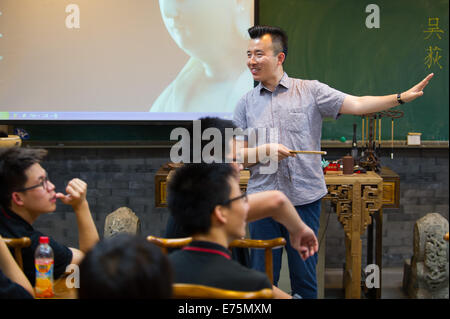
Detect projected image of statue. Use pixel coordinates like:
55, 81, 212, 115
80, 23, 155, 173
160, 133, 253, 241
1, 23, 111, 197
150, 0, 253, 113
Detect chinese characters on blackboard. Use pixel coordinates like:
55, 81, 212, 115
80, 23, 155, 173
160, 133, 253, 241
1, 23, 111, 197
424, 17, 445, 69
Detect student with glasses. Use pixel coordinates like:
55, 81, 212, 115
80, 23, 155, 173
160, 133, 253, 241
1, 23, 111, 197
168, 163, 277, 294
0, 148, 99, 288
165, 117, 318, 265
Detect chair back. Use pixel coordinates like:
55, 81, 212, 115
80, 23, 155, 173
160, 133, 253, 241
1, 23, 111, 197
229, 237, 286, 284
172, 283, 272, 299
3, 237, 31, 270
147, 235, 286, 284
147, 236, 192, 254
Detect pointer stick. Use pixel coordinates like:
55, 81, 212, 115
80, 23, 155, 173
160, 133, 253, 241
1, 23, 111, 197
290, 150, 327, 155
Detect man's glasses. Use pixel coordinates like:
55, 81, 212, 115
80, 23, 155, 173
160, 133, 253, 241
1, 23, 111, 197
15, 176, 50, 192
221, 192, 248, 206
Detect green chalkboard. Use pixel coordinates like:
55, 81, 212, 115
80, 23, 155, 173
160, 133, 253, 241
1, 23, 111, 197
258, 0, 449, 141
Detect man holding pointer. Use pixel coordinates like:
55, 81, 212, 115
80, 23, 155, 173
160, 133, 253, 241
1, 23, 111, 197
233, 25, 433, 299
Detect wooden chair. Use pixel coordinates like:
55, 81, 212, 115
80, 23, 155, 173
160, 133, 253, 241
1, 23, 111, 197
229, 237, 286, 284
172, 283, 273, 299
2, 237, 31, 270
147, 236, 193, 254
147, 235, 287, 284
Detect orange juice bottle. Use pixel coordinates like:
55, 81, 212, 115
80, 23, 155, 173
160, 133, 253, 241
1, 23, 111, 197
35, 236, 54, 298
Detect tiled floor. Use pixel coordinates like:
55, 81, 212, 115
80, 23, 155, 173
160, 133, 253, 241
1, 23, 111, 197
277, 252, 409, 299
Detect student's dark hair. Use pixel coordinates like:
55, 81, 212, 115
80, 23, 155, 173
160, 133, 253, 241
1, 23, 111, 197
185, 117, 239, 163
0, 147, 48, 209
79, 234, 173, 299
248, 25, 288, 59
167, 163, 238, 235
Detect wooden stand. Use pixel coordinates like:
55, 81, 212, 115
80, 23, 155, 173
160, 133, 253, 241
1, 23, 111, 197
323, 171, 383, 299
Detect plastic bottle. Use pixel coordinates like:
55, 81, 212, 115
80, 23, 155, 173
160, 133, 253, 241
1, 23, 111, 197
35, 236, 54, 298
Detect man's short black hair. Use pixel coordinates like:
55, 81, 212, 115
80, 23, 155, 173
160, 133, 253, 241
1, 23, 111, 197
167, 163, 238, 235
79, 234, 173, 299
185, 117, 239, 163
248, 25, 288, 59
0, 147, 48, 209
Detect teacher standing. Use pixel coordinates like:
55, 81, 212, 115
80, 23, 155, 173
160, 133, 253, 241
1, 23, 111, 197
233, 25, 433, 299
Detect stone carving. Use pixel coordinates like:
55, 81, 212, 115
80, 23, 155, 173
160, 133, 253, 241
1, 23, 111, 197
104, 207, 141, 238
403, 213, 449, 299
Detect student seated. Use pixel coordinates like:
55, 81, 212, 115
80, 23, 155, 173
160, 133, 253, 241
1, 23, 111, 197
165, 117, 318, 262
168, 163, 277, 294
78, 234, 173, 299
0, 148, 99, 285
0, 234, 34, 299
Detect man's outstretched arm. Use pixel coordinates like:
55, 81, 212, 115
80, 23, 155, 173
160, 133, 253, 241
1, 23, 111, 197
340, 73, 434, 115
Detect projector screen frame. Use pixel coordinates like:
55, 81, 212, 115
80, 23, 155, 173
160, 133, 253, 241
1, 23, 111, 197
0, 0, 260, 125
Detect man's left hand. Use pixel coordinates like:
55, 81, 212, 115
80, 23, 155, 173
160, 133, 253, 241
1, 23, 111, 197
400, 73, 434, 103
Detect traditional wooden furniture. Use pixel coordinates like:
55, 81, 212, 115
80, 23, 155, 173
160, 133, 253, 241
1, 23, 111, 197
229, 237, 286, 284
155, 164, 399, 299
3, 237, 31, 270
323, 171, 383, 299
155, 164, 250, 207
0, 135, 22, 148
172, 283, 273, 299
379, 167, 400, 208
51, 275, 78, 299
147, 236, 193, 254
147, 236, 286, 284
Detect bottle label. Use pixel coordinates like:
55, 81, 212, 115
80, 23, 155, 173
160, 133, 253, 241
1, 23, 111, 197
35, 259, 54, 298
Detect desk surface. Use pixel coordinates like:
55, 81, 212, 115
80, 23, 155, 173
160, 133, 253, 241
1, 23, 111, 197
36, 276, 77, 299
324, 171, 383, 183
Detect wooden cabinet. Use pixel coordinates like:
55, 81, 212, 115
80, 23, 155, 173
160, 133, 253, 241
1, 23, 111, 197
379, 166, 400, 208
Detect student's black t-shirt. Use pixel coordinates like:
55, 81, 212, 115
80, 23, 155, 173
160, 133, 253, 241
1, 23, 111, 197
0, 269, 33, 299
169, 241, 271, 291
165, 214, 251, 267
0, 207, 73, 286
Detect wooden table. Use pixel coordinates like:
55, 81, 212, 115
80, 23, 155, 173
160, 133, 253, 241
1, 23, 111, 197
53, 276, 77, 299
35, 275, 78, 299
155, 164, 398, 299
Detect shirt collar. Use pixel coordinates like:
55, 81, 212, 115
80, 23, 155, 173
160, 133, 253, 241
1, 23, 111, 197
258, 72, 290, 93
183, 240, 232, 260
0, 206, 34, 231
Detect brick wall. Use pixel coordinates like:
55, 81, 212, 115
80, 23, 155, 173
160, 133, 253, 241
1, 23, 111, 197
31, 146, 448, 268
32, 148, 171, 248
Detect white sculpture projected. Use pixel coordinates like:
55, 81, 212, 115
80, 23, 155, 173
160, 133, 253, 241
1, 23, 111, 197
0, 0, 254, 121
150, 0, 253, 113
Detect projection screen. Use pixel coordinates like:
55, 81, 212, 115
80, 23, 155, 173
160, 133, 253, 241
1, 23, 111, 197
0, 0, 254, 121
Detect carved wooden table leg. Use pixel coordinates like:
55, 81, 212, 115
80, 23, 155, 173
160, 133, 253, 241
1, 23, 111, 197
375, 209, 383, 299
325, 172, 383, 299
348, 181, 362, 299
